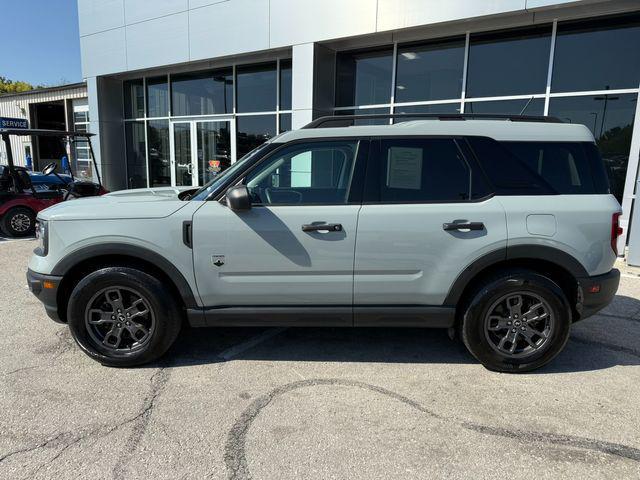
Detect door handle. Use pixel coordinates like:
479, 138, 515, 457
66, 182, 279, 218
443, 222, 484, 231
302, 223, 343, 232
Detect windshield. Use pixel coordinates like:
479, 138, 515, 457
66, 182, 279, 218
190, 142, 274, 201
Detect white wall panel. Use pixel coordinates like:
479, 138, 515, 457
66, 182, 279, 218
126, 13, 190, 71
526, 0, 582, 9
78, 0, 125, 36
376, 0, 526, 32
189, 0, 269, 61
269, 0, 377, 48
81, 28, 127, 77
124, 0, 188, 24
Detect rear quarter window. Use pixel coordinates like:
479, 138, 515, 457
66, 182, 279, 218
467, 136, 610, 195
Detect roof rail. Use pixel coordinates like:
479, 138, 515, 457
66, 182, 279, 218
302, 113, 564, 129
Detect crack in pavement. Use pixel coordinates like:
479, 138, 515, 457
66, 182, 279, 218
224, 378, 640, 480
1, 367, 171, 479
111, 367, 171, 480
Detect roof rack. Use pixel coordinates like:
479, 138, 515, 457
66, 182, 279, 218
302, 113, 564, 129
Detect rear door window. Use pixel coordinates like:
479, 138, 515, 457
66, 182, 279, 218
364, 138, 489, 203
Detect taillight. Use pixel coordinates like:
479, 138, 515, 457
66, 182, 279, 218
611, 212, 623, 256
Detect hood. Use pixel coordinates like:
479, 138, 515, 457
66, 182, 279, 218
38, 186, 196, 221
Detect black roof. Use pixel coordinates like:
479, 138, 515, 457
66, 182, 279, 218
0, 128, 94, 137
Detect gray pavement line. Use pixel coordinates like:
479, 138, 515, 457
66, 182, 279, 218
571, 336, 640, 359
112, 367, 171, 480
218, 328, 288, 361
224, 378, 640, 480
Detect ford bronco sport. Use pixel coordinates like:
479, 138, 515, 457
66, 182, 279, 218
27, 114, 621, 372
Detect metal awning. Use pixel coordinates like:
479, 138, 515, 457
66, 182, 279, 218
0, 128, 94, 137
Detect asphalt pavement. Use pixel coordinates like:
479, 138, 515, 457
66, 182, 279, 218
1, 238, 639, 479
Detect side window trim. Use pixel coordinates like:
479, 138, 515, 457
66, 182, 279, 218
363, 135, 491, 205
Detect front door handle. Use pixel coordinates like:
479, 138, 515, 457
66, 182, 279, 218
302, 223, 343, 232
443, 222, 484, 231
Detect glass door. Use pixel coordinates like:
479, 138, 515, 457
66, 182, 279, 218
171, 122, 195, 186
170, 119, 234, 187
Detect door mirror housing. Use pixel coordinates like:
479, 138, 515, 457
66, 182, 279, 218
226, 185, 252, 211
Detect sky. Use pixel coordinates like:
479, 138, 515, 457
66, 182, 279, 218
0, 0, 82, 86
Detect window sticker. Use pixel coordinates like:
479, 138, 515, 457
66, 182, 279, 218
386, 147, 423, 189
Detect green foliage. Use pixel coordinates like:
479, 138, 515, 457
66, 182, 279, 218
0, 76, 43, 94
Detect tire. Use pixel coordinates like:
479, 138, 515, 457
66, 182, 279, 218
1, 207, 36, 237
67, 267, 182, 367
461, 269, 572, 373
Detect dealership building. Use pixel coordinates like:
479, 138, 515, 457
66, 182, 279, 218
77, 0, 639, 246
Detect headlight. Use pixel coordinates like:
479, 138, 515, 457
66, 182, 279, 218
35, 220, 48, 256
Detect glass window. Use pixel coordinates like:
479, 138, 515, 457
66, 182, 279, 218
279, 113, 292, 133
73, 111, 89, 123
393, 103, 460, 123
147, 120, 170, 187
245, 141, 358, 205
124, 79, 144, 118
146, 76, 169, 117
552, 14, 640, 93
464, 98, 545, 115
549, 93, 637, 202
467, 26, 552, 98
366, 138, 486, 202
501, 142, 605, 195
466, 136, 555, 195
197, 121, 232, 185
395, 38, 465, 103
332, 107, 391, 126
171, 69, 233, 116
280, 59, 292, 110
236, 115, 276, 159
236, 63, 277, 113
125, 121, 147, 189
336, 48, 393, 106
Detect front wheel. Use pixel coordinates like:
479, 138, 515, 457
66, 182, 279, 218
67, 267, 182, 367
461, 270, 572, 373
1, 207, 36, 237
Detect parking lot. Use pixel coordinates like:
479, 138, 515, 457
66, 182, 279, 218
0, 238, 639, 479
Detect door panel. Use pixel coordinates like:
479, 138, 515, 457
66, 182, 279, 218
354, 137, 507, 307
192, 202, 360, 306
354, 199, 507, 306
192, 139, 366, 309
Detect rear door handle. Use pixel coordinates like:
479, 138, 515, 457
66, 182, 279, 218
443, 222, 484, 231
302, 223, 343, 232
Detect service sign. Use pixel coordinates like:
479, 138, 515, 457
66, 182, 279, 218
0, 117, 29, 129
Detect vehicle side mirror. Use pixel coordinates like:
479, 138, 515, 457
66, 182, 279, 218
226, 185, 252, 211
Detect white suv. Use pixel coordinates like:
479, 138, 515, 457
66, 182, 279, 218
27, 115, 622, 372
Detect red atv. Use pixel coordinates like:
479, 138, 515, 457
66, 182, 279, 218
0, 128, 106, 237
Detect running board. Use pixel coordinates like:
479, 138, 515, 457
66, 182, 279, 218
186, 306, 455, 328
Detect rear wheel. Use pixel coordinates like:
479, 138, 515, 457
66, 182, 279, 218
1, 207, 36, 237
67, 267, 182, 367
461, 269, 572, 373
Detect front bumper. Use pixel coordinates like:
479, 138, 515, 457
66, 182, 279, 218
26, 269, 64, 323
576, 268, 620, 320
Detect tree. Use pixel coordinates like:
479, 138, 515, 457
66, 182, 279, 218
0, 76, 41, 94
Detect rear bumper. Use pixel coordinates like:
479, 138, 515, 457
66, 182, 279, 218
576, 268, 620, 320
26, 269, 64, 323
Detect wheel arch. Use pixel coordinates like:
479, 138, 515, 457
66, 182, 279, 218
53, 244, 198, 323
445, 245, 586, 320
